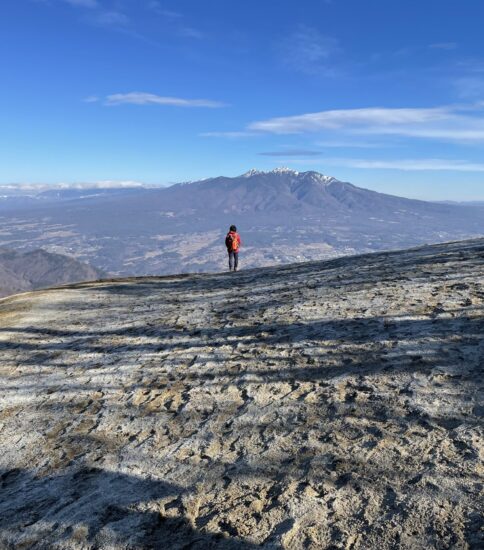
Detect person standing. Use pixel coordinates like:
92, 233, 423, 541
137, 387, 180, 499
225, 225, 241, 272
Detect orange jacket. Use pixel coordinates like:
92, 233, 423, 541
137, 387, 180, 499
225, 231, 241, 252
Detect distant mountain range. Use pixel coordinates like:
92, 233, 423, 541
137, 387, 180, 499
0, 168, 483, 275
0, 247, 106, 298
438, 200, 484, 206
0, 184, 150, 211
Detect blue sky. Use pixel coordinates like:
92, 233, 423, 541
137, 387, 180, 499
2, 0, 484, 200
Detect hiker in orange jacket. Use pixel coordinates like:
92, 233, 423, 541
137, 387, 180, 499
225, 225, 241, 272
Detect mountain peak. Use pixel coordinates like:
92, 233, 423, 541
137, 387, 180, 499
241, 167, 300, 178
270, 167, 300, 175
305, 171, 339, 185
239, 168, 339, 184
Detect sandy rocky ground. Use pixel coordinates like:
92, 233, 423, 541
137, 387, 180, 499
0, 239, 483, 549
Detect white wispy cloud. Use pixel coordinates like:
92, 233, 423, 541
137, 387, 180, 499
0, 181, 147, 192
147, 2, 203, 39
259, 150, 322, 157
63, 0, 98, 7
249, 106, 453, 133
86, 180, 146, 188
39, 0, 131, 29
34, 0, 99, 8
178, 27, 204, 39
200, 131, 257, 138
92, 10, 130, 28
103, 92, 226, 108
284, 157, 484, 172
34, 0, 130, 29
454, 77, 484, 99
317, 139, 387, 148
148, 2, 182, 18
344, 158, 484, 171
278, 25, 341, 75
457, 59, 484, 76
429, 42, 458, 50
247, 104, 484, 142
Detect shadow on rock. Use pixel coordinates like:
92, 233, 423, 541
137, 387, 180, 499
0, 466, 259, 549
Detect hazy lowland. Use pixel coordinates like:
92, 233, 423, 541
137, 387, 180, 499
1, 169, 483, 279
0, 238, 483, 549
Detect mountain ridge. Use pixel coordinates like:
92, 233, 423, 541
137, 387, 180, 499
0, 247, 107, 298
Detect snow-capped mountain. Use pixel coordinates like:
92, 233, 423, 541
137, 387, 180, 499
241, 167, 336, 184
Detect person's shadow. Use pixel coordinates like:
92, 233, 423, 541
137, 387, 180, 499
0, 466, 259, 549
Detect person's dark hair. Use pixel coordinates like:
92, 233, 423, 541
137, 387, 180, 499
230, 225, 237, 232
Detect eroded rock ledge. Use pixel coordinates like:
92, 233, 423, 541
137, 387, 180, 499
0, 239, 483, 549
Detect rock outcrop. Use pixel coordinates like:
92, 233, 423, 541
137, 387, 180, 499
0, 239, 483, 549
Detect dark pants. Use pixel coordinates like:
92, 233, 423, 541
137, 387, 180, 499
228, 251, 239, 271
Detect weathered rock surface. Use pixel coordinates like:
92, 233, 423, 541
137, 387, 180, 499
0, 239, 483, 549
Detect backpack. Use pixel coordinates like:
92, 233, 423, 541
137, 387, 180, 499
226, 232, 238, 252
